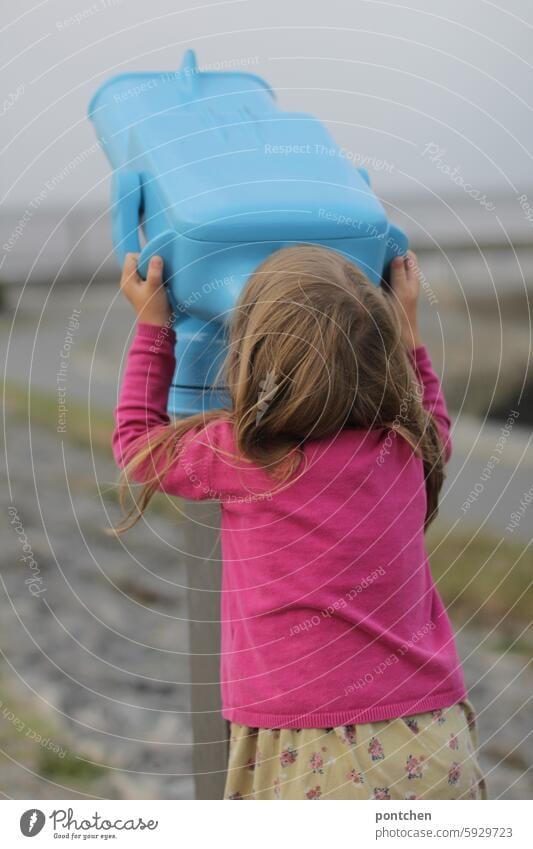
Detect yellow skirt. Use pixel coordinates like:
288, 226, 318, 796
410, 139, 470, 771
224, 701, 487, 800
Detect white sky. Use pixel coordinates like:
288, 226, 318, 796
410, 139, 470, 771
2, 0, 532, 214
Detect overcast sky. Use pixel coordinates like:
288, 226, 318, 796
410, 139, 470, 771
2, 0, 532, 215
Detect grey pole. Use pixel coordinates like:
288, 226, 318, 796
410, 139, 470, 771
181, 499, 229, 800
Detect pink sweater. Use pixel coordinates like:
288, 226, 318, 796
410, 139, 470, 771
113, 322, 467, 728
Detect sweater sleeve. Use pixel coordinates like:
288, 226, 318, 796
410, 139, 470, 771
112, 322, 215, 500
409, 345, 453, 463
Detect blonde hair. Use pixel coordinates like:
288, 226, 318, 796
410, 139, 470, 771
114, 245, 444, 532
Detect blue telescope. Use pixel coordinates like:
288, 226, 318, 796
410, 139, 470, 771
89, 50, 407, 415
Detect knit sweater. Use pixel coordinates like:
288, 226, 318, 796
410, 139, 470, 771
112, 322, 467, 728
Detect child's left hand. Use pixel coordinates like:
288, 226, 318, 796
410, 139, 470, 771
119, 252, 173, 327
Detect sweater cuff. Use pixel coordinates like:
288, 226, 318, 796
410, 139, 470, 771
135, 321, 176, 346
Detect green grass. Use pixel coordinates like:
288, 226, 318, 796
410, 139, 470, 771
427, 523, 532, 642
0, 683, 107, 795
4, 380, 185, 524
4, 380, 114, 457
37, 748, 106, 783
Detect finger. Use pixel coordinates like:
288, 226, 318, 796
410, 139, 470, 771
405, 250, 418, 279
389, 255, 407, 290
121, 252, 140, 287
145, 255, 164, 287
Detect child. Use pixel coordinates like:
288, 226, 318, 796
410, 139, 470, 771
112, 245, 486, 800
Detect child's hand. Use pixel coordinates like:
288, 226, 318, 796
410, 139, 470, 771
119, 252, 173, 327
388, 250, 423, 349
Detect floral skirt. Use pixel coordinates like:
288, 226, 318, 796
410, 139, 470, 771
224, 701, 487, 800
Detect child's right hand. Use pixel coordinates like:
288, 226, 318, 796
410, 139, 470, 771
388, 250, 423, 349
119, 252, 173, 327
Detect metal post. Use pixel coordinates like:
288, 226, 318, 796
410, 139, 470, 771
181, 500, 229, 800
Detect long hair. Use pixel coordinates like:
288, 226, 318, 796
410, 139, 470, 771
114, 245, 444, 532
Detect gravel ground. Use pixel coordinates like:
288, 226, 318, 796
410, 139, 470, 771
2, 414, 195, 800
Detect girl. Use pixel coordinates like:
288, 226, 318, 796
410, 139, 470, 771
112, 245, 486, 800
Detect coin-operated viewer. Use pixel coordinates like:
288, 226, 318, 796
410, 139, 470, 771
88, 49, 407, 414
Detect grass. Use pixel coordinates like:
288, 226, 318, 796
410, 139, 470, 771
0, 682, 107, 796
37, 748, 106, 783
427, 523, 532, 648
4, 380, 114, 457
4, 379, 184, 523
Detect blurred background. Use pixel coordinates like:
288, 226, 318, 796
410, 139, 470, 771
1, 0, 532, 799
